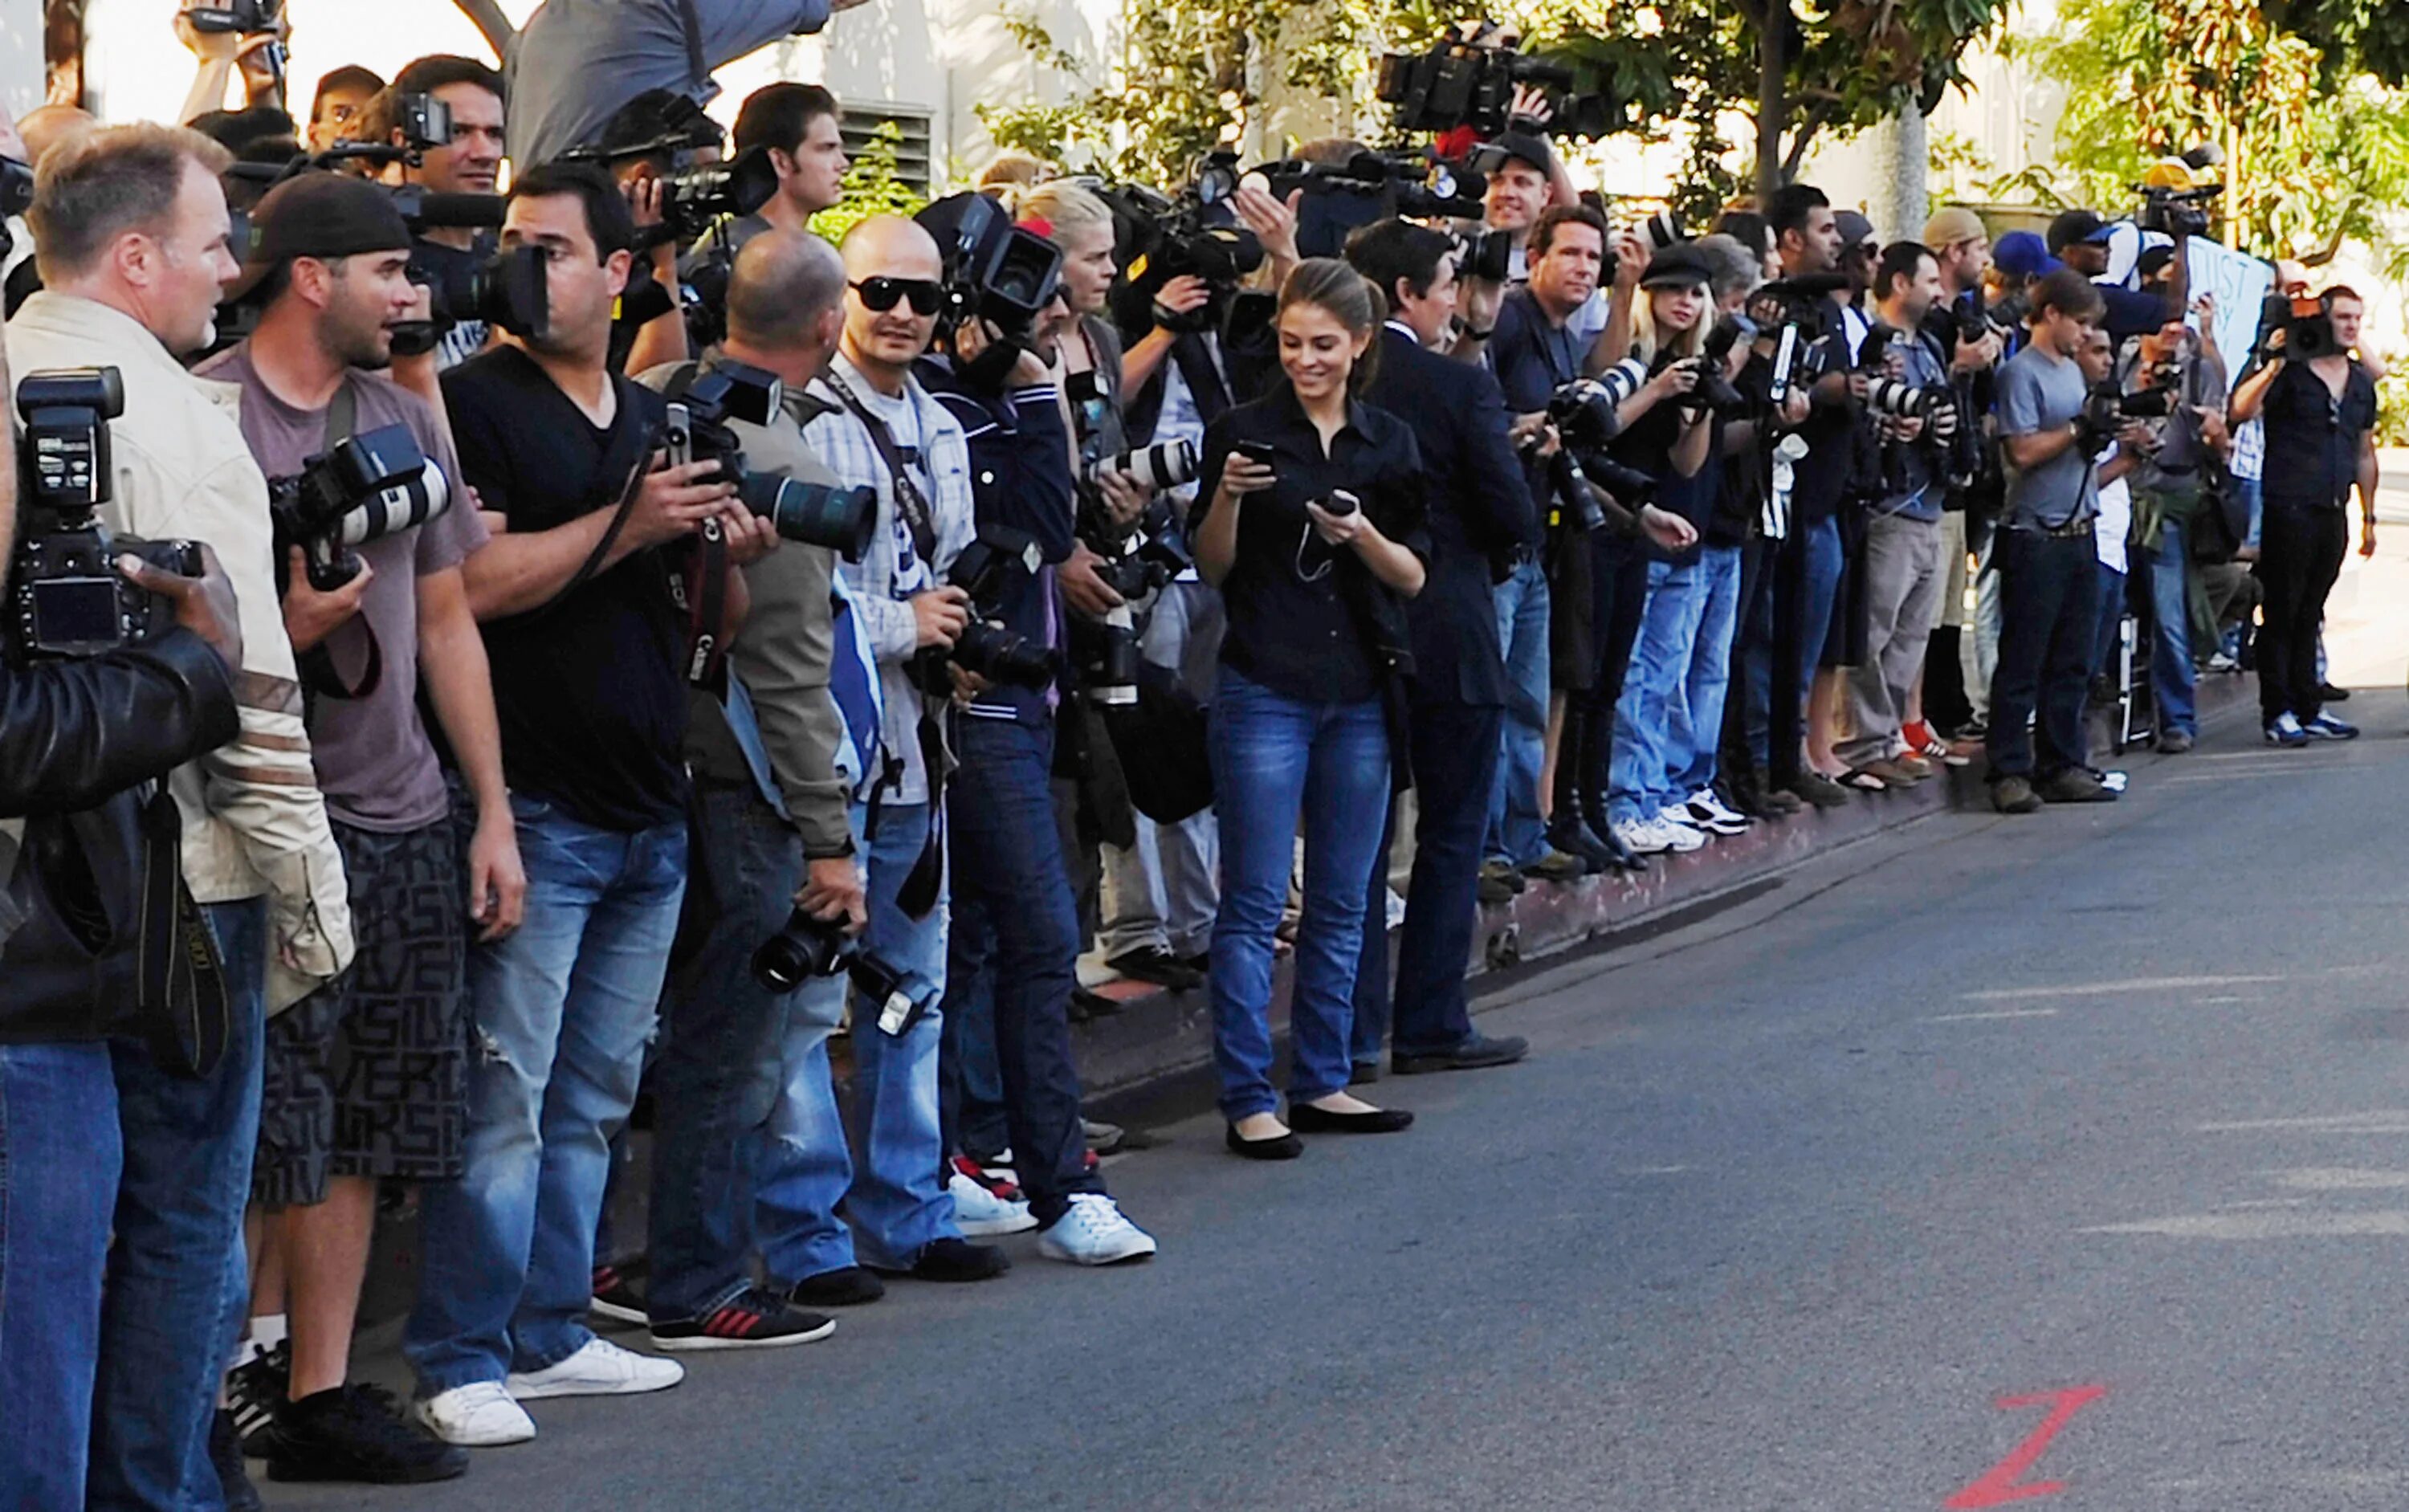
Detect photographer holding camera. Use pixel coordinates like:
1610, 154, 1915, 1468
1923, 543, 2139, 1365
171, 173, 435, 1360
406, 163, 754, 1445
2116, 313, 2228, 754
6, 120, 357, 1507
1832, 242, 1953, 789
194, 173, 520, 1485
2230, 285, 2380, 746
685, 84, 848, 265
374, 56, 509, 372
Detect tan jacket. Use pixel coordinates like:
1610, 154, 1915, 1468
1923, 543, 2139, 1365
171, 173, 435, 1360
7, 293, 352, 1009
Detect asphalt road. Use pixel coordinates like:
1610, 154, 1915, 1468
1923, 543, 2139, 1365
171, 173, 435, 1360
277, 685, 2409, 1511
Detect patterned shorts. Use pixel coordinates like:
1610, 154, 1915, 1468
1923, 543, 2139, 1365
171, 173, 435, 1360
253, 818, 468, 1208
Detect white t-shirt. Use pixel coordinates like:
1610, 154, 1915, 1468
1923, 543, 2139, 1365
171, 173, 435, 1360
2094, 442, 2131, 576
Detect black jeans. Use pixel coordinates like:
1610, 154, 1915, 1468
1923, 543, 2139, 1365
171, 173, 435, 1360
2254, 503, 2348, 725
1553, 534, 1649, 825
1353, 699, 1504, 1062
1986, 528, 2101, 780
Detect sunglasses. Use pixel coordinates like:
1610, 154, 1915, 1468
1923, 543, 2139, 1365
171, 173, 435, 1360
850, 277, 944, 316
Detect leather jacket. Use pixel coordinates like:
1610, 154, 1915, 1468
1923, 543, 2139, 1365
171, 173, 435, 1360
1, 628, 241, 1044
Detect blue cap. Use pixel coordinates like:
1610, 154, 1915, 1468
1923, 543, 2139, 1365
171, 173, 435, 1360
1993, 230, 2059, 279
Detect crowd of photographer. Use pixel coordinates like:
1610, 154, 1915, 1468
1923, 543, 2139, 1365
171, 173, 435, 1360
0, 2, 2387, 1506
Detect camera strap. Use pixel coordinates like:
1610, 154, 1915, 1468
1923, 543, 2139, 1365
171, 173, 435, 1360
820, 368, 939, 565
656, 362, 736, 691
296, 382, 385, 707
133, 785, 232, 1078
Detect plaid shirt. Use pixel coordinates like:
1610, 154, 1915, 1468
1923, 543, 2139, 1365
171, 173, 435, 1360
801, 353, 975, 805
2230, 414, 2265, 483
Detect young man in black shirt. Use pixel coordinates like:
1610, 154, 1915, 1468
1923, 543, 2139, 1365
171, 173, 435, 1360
380, 55, 508, 371
2230, 286, 2381, 744
406, 163, 762, 1448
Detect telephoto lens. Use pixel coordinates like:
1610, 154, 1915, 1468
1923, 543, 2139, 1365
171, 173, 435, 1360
1088, 438, 1199, 493
741, 475, 878, 560
751, 906, 854, 992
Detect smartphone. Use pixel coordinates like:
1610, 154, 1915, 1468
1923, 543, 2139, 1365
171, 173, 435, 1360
1320, 490, 1359, 517
1233, 440, 1277, 469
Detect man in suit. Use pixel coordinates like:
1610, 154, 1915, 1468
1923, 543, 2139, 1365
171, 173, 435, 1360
1344, 220, 1539, 1078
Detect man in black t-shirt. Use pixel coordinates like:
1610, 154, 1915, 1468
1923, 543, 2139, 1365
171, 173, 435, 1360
379, 56, 510, 371
405, 163, 769, 1449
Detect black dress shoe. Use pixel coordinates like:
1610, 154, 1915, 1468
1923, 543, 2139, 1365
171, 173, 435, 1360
789, 1265, 887, 1306
1104, 946, 1205, 991
1348, 1059, 1381, 1086
1288, 1102, 1414, 1134
2320, 682, 2353, 703
1544, 817, 1614, 875
1392, 1032, 1530, 1075
873, 1237, 1009, 1282
1225, 1125, 1304, 1159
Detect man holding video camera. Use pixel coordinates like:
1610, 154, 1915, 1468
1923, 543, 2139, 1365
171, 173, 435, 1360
196, 173, 520, 1486
406, 162, 754, 1447
376, 55, 509, 372
7, 120, 358, 1508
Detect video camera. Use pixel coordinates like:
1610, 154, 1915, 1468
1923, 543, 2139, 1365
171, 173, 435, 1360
390, 242, 548, 357
649, 147, 779, 245
1375, 22, 1612, 138
915, 192, 1066, 385
2260, 292, 2343, 362
8, 369, 202, 661
269, 425, 450, 595
1246, 152, 1490, 260
2136, 146, 2224, 239
752, 910, 939, 1033
662, 361, 878, 560
1101, 165, 1266, 338
185, 0, 286, 93
915, 524, 1062, 699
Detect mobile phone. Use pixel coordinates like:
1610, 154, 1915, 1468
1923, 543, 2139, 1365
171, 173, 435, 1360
1233, 440, 1277, 469
1320, 490, 1359, 517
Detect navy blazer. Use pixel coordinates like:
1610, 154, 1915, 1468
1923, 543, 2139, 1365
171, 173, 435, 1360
1364, 324, 1539, 708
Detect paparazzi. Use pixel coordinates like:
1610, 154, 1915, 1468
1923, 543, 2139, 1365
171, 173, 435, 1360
1343, 219, 1535, 1078
407, 163, 745, 1445
1451, 129, 1587, 369
196, 173, 521, 1485
2048, 210, 2177, 342
176, 0, 288, 128
8, 120, 357, 1507
800, 215, 1156, 1265
2117, 316, 2227, 753
2229, 285, 2380, 745
308, 64, 385, 153
1834, 242, 1951, 787
634, 229, 931, 1345
505, 0, 874, 168
679, 83, 849, 283
1987, 269, 2130, 813
1915, 207, 1999, 750
379, 55, 509, 371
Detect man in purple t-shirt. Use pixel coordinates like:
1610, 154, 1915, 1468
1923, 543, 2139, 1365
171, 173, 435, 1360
195, 172, 524, 1486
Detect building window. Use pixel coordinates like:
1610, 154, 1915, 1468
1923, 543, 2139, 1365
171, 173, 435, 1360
838, 106, 935, 194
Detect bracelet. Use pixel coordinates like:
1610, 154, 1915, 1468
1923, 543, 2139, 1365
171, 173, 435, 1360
1463, 326, 1494, 342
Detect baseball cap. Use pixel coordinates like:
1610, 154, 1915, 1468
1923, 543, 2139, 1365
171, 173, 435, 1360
2045, 209, 2113, 255
1992, 230, 2058, 279
1835, 209, 1876, 251
1921, 206, 1986, 248
1487, 130, 1557, 181
248, 172, 413, 267
1640, 242, 1715, 290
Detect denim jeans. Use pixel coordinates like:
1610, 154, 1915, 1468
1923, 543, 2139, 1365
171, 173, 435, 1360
0, 1040, 118, 1510
1669, 544, 1744, 800
1608, 558, 1709, 826
2143, 512, 2197, 736
646, 781, 806, 1322
1987, 529, 2102, 780
2092, 564, 2128, 682
1485, 557, 1551, 867
939, 719, 1100, 1227
88, 896, 266, 1512
407, 796, 685, 1393
2235, 475, 2264, 550
1209, 667, 1390, 1120
757, 797, 960, 1274
1751, 517, 1844, 783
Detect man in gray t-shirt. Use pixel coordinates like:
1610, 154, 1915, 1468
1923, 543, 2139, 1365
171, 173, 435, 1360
1984, 270, 2122, 813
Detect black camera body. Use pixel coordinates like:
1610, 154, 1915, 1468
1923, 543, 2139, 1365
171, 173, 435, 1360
10, 369, 200, 661
1103, 175, 1265, 337
664, 361, 878, 560
1249, 153, 1489, 261
2138, 185, 2219, 239
750, 908, 940, 1032
270, 424, 449, 596
647, 147, 779, 243
391, 242, 548, 359
185, 0, 282, 31
917, 193, 1066, 371
1548, 371, 1630, 452
1376, 27, 1611, 138
917, 524, 1061, 696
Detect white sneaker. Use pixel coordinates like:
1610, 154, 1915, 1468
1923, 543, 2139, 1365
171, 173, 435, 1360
503, 1338, 685, 1400
1684, 789, 1751, 835
415, 1381, 536, 1447
948, 1169, 1038, 1237
1612, 817, 1669, 855
1037, 1194, 1159, 1266
1656, 805, 1717, 845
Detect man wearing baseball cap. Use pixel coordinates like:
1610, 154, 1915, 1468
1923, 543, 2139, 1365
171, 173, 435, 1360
198, 172, 518, 1486
1912, 208, 2003, 757
2049, 208, 2179, 341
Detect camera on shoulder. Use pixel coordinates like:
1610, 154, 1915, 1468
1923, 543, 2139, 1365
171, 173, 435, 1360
9, 369, 200, 661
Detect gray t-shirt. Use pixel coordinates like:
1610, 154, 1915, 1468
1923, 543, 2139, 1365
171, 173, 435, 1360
1996, 342, 2097, 530
197, 350, 490, 832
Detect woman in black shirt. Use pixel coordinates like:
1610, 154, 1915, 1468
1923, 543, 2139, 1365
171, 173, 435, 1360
1192, 259, 1429, 1158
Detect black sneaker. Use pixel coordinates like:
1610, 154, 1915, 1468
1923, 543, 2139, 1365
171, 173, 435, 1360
1392, 1031, 1530, 1075
211, 1409, 264, 1512
266, 1384, 468, 1485
789, 1265, 887, 1307
225, 1342, 288, 1458
1104, 946, 1204, 991
590, 1258, 649, 1326
650, 1288, 838, 1351
874, 1236, 1011, 1282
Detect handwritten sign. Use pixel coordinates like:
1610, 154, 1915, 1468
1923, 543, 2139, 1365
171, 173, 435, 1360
2185, 238, 2273, 389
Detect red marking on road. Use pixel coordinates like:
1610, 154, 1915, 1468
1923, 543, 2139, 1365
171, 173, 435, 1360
1943, 1386, 2106, 1509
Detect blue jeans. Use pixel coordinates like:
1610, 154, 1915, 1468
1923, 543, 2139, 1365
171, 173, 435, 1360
407, 797, 685, 1393
757, 797, 959, 1274
1208, 668, 1390, 1120
939, 718, 1099, 1227
2236, 475, 2264, 550
1669, 544, 1745, 799
1609, 557, 1712, 826
1749, 518, 1843, 779
2092, 564, 2127, 680
646, 781, 807, 1322
2144, 512, 2197, 736
1484, 557, 1551, 867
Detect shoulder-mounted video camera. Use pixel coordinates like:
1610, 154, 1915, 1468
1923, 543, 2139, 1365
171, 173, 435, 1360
915, 192, 1066, 386
1245, 152, 1490, 261
1100, 164, 1266, 339
1375, 22, 1614, 139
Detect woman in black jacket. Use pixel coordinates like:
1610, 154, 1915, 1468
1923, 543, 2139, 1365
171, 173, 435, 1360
1192, 259, 1429, 1159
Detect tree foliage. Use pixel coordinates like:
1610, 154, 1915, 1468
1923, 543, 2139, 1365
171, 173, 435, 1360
809, 120, 927, 244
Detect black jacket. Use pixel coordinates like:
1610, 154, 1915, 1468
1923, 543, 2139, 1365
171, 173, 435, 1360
1365, 325, 1538, 707
0, 629, 241, 1043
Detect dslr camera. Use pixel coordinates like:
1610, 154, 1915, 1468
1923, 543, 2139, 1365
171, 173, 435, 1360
662, 361, 878, 559
9, 369, 200, 661
649, 147, 779, 245
2075, 382, 2174, 456
1247, 152, 1489, 260
269, 425, 450, 595
751, 910, 940, 1034
916, 524, 1062, 696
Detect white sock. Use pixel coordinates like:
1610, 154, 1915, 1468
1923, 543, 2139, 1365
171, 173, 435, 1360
247, 1312, 288, 1359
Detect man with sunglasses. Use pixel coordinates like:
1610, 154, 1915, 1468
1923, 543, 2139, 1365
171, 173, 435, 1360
799, 217, 1159, 1269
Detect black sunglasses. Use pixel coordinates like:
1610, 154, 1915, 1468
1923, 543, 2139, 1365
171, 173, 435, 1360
850, 277, 944, 316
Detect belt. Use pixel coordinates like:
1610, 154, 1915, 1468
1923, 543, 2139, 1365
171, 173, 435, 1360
2033, 516, 2095, 540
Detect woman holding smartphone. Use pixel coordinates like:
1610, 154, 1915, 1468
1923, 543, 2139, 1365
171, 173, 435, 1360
1192, 259, 1429, 1159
